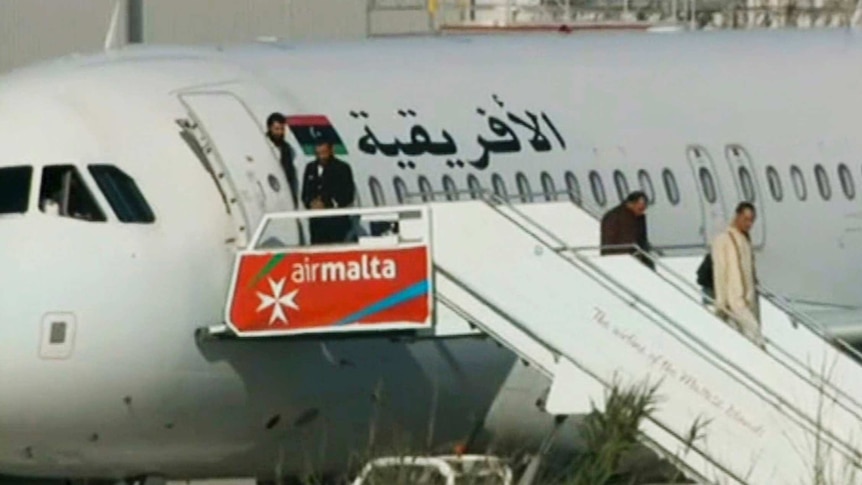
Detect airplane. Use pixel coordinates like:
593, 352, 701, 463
1, 26, 862, 484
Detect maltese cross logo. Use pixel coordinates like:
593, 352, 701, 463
256, 277, 300, 325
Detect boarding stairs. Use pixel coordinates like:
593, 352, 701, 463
220, 198, 862, 485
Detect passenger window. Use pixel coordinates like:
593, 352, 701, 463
515, 172, 533, 203
613, 170, 629, 203
0, 166, 32, 214
698, 168, 717, 203
540, 172, 558, 201
738, 167, 755, 202
564, 171, 581, 204
838, 163, 855, 200
369, 177, 385, 206
662, 169, 680, 206
790, 166, 807, 201
442, 175, 458, 201
637, 170, 655, 205
814, 164, 831, 200
467, 175, 482, 200
88, 165, 154, 223
492, 173, 508, 200
418, 175, 434, 202
393, 177, 407, 204
589, 171, 606, 207
766, 166, 783, 201
40, 165, 106, 222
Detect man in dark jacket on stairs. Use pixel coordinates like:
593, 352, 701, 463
600, 191, 654, 270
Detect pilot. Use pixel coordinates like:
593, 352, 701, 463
301, 138, 356, 244
265, 112, 299, 207
41, 197, 60, 216
600, 191, 654, 270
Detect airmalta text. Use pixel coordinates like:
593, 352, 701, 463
291, 254, 397, 283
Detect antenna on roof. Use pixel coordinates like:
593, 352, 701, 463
104, 0, 123, 51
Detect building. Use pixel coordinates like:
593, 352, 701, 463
0, 0, 857, 74
0, 0, 434, 74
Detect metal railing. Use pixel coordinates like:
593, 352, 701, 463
433, 268, 729, 485
758, 286, 862, 363
462, 193, 862, 462
314, 185, 860, 384
251, 192, 862, 471
565, 242, 862, 417
400, 185, 862, 359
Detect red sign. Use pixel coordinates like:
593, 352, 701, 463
226, 245, 432, 336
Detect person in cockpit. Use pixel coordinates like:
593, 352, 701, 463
41, 197, 60, 216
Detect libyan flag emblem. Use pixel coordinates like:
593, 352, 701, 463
285, 115, 348, 156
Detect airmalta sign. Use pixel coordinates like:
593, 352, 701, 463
226, 244, 432, 336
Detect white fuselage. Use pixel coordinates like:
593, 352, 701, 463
0, 29, 860, 481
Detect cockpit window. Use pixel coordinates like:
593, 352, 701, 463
40, 165, 106, 222
88, 165, 155, 223
0, 166, 32, 214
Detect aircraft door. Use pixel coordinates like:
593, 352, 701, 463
687, 145, 727, 245
725, 144, 766, 248
179, 92, 300, 248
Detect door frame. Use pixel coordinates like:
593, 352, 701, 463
686, 144, 728, 246
724, 144, 766, 248
178, 93, 251, 246
178, 90, 303, 247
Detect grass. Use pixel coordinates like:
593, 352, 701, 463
271, 349, 862, 485
559, 380, 663, 485
538, 377, 703, 485
796, 356, 862, 485
271, 376, 703, 485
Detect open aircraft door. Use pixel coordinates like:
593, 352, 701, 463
687, 145, 727, 245
725, 144, 766, 248
179, 91, 301, 248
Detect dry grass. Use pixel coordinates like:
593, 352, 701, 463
274, 351, 862, 485
562, 380, 662, 485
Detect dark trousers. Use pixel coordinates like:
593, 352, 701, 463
287, 175, 299, 208
702, 287, 715, 305
309, 216, 353, 245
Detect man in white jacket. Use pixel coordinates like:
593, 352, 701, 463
711, 202, 764, 349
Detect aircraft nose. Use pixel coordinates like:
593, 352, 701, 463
0, 223, 44, 367
0, 216, 110, 471
0, 214, 89, 398
0, 221, 39, 449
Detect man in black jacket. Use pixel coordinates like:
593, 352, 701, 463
301, 139, 356, 244
265, 112, 298, 207
600, 191, 654, 270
